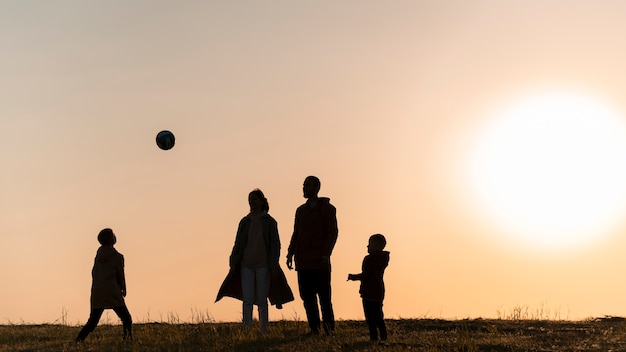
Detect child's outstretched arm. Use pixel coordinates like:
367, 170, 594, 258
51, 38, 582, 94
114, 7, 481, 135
347, 273, 362, 281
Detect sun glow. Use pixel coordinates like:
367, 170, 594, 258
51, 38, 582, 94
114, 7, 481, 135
471, 89, 626, 252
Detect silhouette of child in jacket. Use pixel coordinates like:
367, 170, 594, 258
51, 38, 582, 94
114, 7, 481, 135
348, 234, 390, 342
75, 228, 132, 342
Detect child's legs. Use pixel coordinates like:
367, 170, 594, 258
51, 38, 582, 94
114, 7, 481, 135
255, 267, 270, 333
76, 308, 105, 341
112, 305, 133, 339
362, 299, 378, 341
376, 302, 387, 340
241, 267, 256, 327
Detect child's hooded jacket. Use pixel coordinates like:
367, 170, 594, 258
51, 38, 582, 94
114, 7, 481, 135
90, 246, 126, 309
359, 250, 390, 301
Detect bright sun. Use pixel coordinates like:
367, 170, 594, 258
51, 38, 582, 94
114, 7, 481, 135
471, 89, 626, 252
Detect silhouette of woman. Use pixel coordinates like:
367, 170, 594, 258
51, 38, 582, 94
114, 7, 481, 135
216, 189, 293, 335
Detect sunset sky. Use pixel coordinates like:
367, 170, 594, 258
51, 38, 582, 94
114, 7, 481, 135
4, 1, 626, 325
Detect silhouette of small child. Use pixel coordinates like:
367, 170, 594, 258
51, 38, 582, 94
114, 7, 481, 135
75, 228, 132, 342
347, 234, 390, 342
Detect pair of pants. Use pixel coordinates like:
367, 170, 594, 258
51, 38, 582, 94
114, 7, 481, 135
76, 305, 132, 341
297, 269, 335, 334
363, 299, 387, 341
241, 266, 270, 333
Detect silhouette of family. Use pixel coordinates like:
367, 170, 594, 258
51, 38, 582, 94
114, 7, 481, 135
77, 176, 390, 343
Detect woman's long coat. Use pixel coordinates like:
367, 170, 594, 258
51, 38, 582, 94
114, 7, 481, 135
215, 213, 294, 307
215, 264, 294, 308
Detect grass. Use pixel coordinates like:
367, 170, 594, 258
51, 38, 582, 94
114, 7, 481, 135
1, 317, 626, 351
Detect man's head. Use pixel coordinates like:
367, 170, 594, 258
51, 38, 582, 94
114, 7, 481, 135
303, 176, 321, 199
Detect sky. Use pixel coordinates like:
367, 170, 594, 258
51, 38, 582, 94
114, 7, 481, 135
3, 0, 626, 325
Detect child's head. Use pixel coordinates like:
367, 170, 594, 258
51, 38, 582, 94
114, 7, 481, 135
367, 234, 386, 253
98, 228, 117, 246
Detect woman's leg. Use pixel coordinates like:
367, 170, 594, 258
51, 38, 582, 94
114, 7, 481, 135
255, 267, 271, 334
241, 266, 255, 328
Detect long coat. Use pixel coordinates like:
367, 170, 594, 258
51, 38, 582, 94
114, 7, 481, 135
215, 265, 294, 308
215, 212, 294, 307
90, 246, 127, 309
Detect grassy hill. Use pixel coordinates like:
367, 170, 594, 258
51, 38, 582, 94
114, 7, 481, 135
1, 318, 625, 351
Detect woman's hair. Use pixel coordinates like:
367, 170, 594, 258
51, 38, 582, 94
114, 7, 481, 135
98, 228, 117, 246
249, 188, 270, 212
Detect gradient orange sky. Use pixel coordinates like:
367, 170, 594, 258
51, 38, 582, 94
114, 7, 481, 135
3, 1, 626, 325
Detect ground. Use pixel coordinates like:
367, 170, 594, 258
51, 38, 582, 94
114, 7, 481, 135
1, 317, 625, 351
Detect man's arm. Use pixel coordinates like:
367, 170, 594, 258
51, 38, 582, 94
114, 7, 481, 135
286, 211, 299, 270
322, 204, 338, 258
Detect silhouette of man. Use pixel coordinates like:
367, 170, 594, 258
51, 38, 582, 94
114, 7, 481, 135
286, 176, 338, 335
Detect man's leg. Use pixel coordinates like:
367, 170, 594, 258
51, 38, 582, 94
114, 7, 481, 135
298, 270, 321, 334
317, 269, 335, 334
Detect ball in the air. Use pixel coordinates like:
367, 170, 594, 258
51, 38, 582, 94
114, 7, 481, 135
156, 130, 175, 150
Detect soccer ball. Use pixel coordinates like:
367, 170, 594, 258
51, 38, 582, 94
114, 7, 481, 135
156, 130, 175, 150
